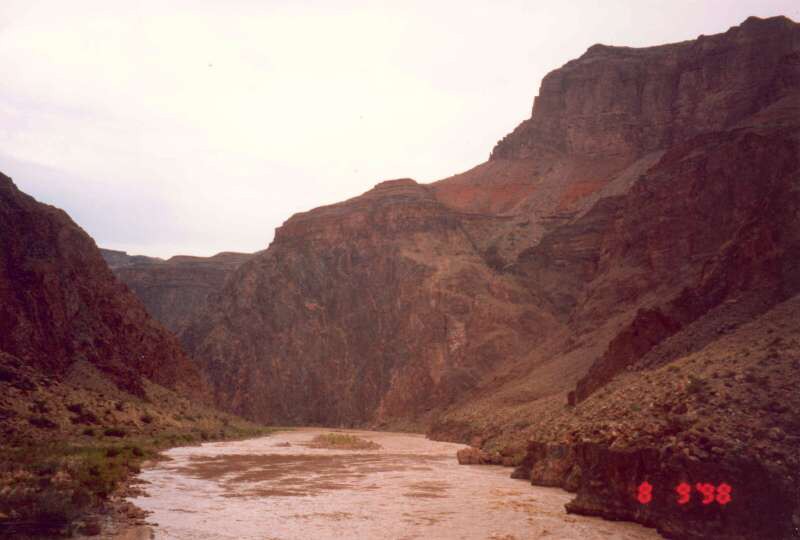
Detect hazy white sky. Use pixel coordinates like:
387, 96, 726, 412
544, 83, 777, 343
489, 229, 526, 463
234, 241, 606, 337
1, 1, 797, 257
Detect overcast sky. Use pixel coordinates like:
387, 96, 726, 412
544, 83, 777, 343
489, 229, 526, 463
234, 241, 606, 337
2, 1, 797, 258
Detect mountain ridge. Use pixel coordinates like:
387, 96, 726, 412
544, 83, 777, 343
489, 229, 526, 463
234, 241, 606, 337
174, 15, 800, 538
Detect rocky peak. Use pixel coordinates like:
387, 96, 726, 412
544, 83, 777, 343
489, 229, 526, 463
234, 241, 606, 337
272, 178, 451, 245
372, 178, 419, 190
101, 248, 164, 269
491, 15, 800, 160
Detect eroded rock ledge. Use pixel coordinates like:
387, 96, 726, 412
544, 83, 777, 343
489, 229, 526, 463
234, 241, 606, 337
514, 441, 796, 540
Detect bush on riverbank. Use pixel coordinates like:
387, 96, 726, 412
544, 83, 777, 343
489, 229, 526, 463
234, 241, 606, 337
309, 433, 382, 450
0, 426, 276, 537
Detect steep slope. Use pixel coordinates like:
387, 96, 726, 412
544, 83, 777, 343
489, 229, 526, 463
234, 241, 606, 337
102, 249, 254, 334
431, 14, 800, 262
183, 179, 558, 426
0, 173, 207, 400
181, 16, 799, 538
0, 174, 270, 537
186, 14, 799, 422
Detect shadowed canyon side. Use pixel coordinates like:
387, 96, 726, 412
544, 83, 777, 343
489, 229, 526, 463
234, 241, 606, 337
0, 173, 207, 401
0, 174, 269, 537
102, 249, 254, 334
177, 16, 800, 539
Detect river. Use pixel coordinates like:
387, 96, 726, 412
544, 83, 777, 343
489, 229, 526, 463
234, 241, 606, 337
127, 428, 662, 539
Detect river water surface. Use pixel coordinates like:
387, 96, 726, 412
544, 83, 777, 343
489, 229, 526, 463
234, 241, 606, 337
128, 428, 661, 539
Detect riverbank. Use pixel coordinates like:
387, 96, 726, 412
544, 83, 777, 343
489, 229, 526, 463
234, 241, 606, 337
78, 427, 281, 540
0, 415, 274, 538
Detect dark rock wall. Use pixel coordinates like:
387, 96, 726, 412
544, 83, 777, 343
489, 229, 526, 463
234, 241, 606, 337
0, 174, 208, 400
102, 249, 253, 334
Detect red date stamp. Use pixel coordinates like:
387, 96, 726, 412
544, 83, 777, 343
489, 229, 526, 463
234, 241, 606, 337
637, 481, 732, 506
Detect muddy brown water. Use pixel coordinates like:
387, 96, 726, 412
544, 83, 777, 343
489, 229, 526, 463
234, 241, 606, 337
127, 428, 662, 539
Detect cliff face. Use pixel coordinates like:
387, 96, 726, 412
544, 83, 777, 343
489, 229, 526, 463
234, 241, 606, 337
0, 174, 207, 401
102, 249, 253, 334
180, 16, 800, 538
431, 15, 800, 258
493, 16, 800, 160
183, 179, 557, 426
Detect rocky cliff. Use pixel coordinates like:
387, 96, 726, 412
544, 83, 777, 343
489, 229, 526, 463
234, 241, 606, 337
0, 173, 207, 400
182, 179, 558, 426
102, 249, 253, 334
0, 176, 273, 537
179, 15, 800, 538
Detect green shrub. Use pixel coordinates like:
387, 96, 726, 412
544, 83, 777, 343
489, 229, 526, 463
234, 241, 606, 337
0, 486, 83, 534
686, 375, 707, 394
103, 427, 126, 438
309, 433, 381, 450
67, 403, 84, 414
70, 410, 99, 425
29, 416, 58, 429
73, 452, 128, 498
30, 399, 50, 414
0, 366, 15, 382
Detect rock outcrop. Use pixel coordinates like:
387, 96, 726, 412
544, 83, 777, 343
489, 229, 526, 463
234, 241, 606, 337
0, 173, 207, 400
178, 16, 800, 538
102, 249, 254, 334
182, 179, 557, 426
492, 15, 800, 160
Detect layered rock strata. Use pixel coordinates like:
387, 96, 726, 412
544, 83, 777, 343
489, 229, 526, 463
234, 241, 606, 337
102, 249, 253, 334
178, 16, 800, 538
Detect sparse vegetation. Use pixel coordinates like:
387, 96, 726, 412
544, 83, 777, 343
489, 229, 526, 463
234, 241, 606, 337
70, 408, 99, 425
686, 375, 707, 395
66, 403, 84, 414
0, 422, 276, 537
103, 427, 127, 438
0, 442, 147, 536
0, 358, 274, 537
28, 416, 58, 430
0, 366, 15, 382
309, 433, 382, 450
30, 399, 50, 414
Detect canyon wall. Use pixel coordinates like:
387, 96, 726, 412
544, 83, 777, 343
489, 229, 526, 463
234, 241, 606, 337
0, 173, 208, 401
182, 179, 558, 426
174, 15, 799, 538
102, 249, 253, 334
185, 14, 800, 422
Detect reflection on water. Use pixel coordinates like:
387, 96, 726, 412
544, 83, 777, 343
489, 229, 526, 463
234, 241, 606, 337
128, 428, 662, 539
